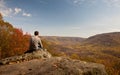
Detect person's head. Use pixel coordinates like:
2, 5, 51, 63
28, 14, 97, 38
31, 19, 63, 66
34, 31, 39, 36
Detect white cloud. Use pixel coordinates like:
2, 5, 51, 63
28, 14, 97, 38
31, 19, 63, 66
103, 0, 120, 7
23, 12, 31, 17
14, 8, 22, 14
72, 0, 97, 5
72, 0, 120, 7
0, 0, 13, 17
38, 0, 48, 4
73, 0, 85, 4
0, 0, 31, 17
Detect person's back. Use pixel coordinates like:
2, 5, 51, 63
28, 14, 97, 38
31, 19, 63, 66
29, 31, 43, 51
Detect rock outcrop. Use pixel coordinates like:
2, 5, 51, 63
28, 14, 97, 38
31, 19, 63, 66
0, 58, 108, 75
0, 50, 108, 75
0, 50, 51, 65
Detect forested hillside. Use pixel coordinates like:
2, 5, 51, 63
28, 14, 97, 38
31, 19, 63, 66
42, 33, 120, 75
0, 13, 30, 59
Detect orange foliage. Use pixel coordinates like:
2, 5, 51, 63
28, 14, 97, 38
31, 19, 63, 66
9, 28, 30, 56
0, 15, 30, 58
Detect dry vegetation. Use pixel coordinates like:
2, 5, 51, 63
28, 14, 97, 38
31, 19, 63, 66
42, 33, 120, 75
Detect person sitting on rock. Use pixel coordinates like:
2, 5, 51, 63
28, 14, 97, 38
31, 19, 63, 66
29, 31, 43, 52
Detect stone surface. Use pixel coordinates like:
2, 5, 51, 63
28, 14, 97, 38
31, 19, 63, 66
0, 50, 51, 65
0, 57, 108, 75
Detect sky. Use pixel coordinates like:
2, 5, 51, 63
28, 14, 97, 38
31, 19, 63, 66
1, 0, 120, 37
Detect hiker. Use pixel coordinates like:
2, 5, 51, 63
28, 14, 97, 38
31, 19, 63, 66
28, 31, 43, 52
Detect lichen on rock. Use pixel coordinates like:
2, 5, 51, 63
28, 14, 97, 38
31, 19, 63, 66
0, 50, 52, 65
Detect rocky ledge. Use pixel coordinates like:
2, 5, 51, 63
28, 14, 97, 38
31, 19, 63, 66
0, 50, 108, 75
0, 50, 51, 65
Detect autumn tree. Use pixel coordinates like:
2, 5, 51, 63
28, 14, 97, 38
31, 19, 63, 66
0, 13, 3, 21
10, 28, 30, 55
0, 18, 14, 58
0, 13, 30, 59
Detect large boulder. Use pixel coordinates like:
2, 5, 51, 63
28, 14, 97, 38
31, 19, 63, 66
0, 57, 108, 75
0, 50, 51, 65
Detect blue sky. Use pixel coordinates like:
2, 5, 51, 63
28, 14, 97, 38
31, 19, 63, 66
1, 0, 120, 37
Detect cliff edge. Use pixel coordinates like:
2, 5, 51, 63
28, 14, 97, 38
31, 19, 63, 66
0, 50, 108, 75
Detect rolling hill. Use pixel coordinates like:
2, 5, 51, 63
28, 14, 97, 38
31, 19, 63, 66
42, 36, 85, 46
41, 36, 85, 56
41, 32, 120, 75
42, 32, 120, 55
82, 32, 120, 46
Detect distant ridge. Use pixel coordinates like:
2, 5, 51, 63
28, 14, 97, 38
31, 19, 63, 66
82, 32, 120, 46
42, 36, 85, 45
41, 32, 120, 47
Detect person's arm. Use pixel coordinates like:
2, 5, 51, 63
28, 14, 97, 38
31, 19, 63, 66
38, 38, 43, 49
40, 39, 43, 48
